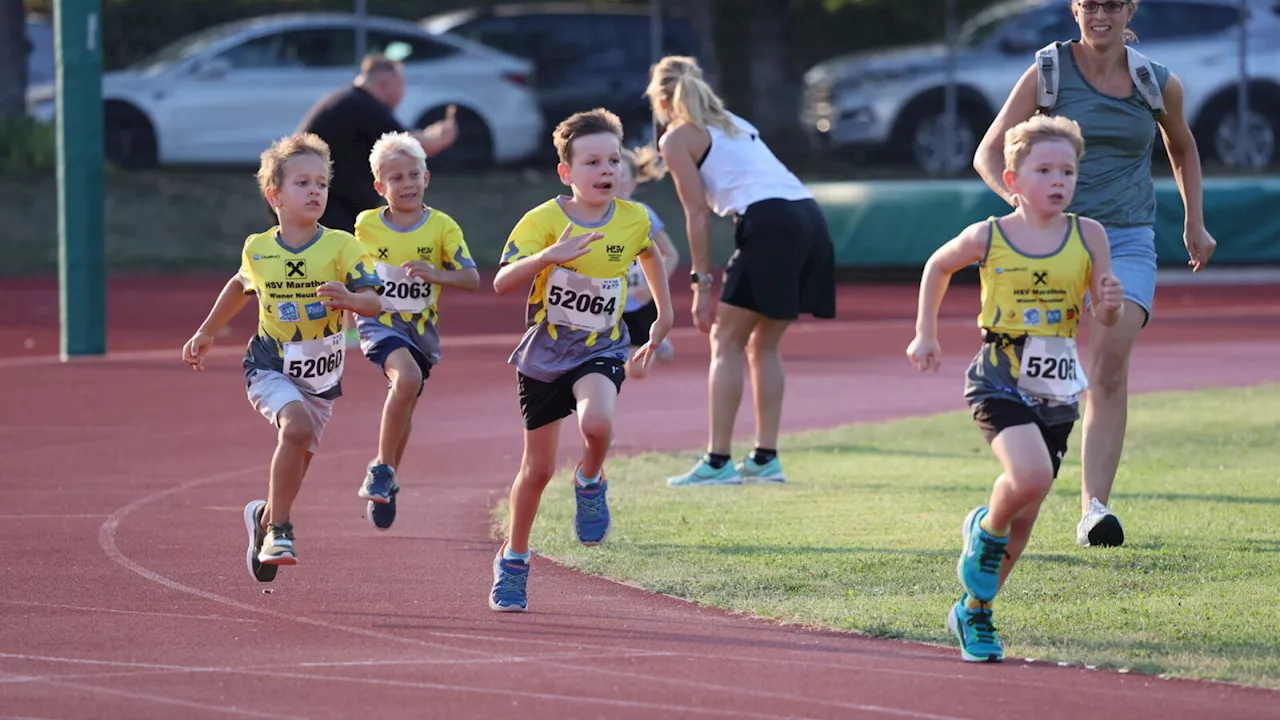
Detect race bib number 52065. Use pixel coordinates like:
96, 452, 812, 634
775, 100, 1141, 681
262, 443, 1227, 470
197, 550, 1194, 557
1017, 336, 1088, 402
283, 333, 345, 394
544, 266, 622, 333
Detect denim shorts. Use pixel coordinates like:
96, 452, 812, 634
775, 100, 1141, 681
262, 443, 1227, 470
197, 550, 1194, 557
1088, 224, 1157, 326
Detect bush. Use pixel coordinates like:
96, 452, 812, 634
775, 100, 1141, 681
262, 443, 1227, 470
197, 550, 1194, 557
0, 117, 56, 177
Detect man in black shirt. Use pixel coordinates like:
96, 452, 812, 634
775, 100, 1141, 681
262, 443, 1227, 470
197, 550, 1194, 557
298, 54, 458, 232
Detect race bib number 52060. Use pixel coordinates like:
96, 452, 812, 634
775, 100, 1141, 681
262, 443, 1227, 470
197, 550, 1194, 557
544, 266, 622, 333
1017, 336, 1088, 402
283, 333, 345, 394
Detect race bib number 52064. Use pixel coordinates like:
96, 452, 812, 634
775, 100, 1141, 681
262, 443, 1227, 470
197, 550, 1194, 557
544, 266, 622, 333
1017, 336, 1088, 402
283, 333, 345, 395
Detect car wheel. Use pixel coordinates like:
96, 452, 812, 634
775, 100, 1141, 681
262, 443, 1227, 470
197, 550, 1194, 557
907, 110, 977, 177
416, 105, 493, 173
104, 102, 157, 169
1212, 107, 1276, 170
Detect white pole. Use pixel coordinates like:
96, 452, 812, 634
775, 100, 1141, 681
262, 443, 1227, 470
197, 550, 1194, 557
943, 0, 957, 175
1234, 0, 1253, 169
355, 0, 368, 63
650, 0, 663, 144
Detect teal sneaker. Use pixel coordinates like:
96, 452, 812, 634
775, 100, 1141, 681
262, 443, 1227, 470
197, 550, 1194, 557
947, 595, 1004, 662
957, 506, 1008, 603
667, 458, 742, 487
737, 455, 786, 483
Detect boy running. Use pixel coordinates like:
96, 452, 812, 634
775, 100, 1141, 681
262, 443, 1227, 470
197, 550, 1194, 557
488, 108, 675, 612
906, 115, 1124, 661
182, 133, 382, 582
353, 131, 479, 530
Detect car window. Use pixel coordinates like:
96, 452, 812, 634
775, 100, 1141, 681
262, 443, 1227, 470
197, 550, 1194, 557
618, 16, 700, 64
452, 17, 524, 56
220, 28, 356, 69
367, 30, 457, 64
1130, 2, 1242, 41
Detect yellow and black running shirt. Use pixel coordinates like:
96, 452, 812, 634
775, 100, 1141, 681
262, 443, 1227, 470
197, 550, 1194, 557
501, 196, 652, 381
238, 226, 380, 399
977, 214, 1092, 339
353, 206, 476, 365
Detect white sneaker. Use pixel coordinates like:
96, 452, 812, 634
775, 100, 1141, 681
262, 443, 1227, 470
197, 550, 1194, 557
1077, 497, 1125, 547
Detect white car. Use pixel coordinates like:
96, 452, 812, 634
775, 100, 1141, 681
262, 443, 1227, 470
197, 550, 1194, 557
801, 0, 1280, 173
27, 13, 544, 169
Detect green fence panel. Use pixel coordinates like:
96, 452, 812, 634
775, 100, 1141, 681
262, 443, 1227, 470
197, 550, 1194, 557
811, 178, 1280, 269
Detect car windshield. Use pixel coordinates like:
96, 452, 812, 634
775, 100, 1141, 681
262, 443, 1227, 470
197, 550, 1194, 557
129, 19, 259, 72
955, 1, 1031, 47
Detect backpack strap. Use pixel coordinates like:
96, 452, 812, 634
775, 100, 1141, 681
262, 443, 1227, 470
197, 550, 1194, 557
1035, 42, 1060, 114
1126, 46, 1165, 115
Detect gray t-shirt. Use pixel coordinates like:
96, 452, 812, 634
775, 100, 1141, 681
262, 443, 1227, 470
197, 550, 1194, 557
1047, 41, 1171, 229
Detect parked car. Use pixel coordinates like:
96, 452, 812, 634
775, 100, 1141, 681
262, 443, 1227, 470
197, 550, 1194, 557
801, 0, 1280, 173
26, 13, 544, 170
422, 2, 712, 152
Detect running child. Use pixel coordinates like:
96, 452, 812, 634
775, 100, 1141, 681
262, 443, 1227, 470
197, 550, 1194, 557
618, 146, 679, 379
905, 115, 1124, 661
181, 133, 382, 582
353, 131, 480, 530
488, 108, 675, 612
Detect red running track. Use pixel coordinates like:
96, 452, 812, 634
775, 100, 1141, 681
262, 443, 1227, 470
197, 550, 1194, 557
0, 276, 1278, 719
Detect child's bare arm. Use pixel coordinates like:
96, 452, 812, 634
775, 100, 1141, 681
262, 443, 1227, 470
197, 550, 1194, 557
403, 261, 480, 291
494, 224, 603, 295
1079, 217, 1124, 327
183, 275, 252, 371
906, 224, 988, 372
631, 246, 675, 369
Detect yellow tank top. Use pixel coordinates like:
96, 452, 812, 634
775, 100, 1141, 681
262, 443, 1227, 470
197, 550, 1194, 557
977, 214, 1092, 338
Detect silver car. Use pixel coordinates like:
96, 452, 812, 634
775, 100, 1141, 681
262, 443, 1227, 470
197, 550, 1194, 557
801, 0, 1280, 173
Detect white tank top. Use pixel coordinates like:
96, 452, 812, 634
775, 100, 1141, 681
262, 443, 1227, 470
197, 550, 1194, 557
698, 113, 812, 217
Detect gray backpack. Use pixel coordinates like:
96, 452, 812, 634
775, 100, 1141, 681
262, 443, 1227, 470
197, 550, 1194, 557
1035, 42, 1164, 115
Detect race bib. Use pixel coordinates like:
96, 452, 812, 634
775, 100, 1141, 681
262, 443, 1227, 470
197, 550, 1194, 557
376, 262, 434, 314
544, 266, 623, 333
1017, 336, 1088, 402
283, 333, 345, 394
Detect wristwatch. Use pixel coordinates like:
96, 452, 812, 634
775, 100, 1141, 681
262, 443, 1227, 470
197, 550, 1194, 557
690, 271, 713, 288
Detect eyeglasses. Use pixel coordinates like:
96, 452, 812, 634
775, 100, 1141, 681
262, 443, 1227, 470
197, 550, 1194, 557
1077, 1, 1131, 13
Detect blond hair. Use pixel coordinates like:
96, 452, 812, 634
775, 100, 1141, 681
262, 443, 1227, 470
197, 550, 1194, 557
1073, 0, 1140, 43
369, 131, 426, 180
620, 145, 667, 185
552, 108, 623, 164
257, 132, 331, 197
1004, 115, 1085, 171
646, 55, 737, 136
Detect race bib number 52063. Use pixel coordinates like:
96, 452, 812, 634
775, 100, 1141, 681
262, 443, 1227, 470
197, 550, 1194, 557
544, 266, 622, 333
283, 333, 345, 394
376, 262, 434, 314
1017, 336, 1088, 402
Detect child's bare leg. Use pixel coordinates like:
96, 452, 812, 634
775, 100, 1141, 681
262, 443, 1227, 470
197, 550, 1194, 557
573, 373, 618, 480
393, 418, 414, 470
376, 349, 422, 468
506, 422, 561, 555
985, 424, 1057, 582
264, 402, 316, 525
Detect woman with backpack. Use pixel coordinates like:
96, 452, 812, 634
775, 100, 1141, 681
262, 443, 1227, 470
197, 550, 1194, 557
973, 0, 1217, 549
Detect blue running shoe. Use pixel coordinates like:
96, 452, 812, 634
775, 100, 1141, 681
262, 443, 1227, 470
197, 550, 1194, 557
367, 486, 398, 531
947, 595, 1004, 662
359, 462, 397, 504
489, 550, 529, 612
957, 506, 1008, 603
667, 458, 742, 487
737, 455, 786, 483
573, 470, 611, 546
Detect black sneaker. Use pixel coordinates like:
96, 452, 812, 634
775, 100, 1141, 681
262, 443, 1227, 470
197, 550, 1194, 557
368, 486, 398, 531
242, 500, 277, 583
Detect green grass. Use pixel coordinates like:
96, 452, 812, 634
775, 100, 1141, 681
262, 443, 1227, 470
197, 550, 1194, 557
504, 385, 1280, 688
